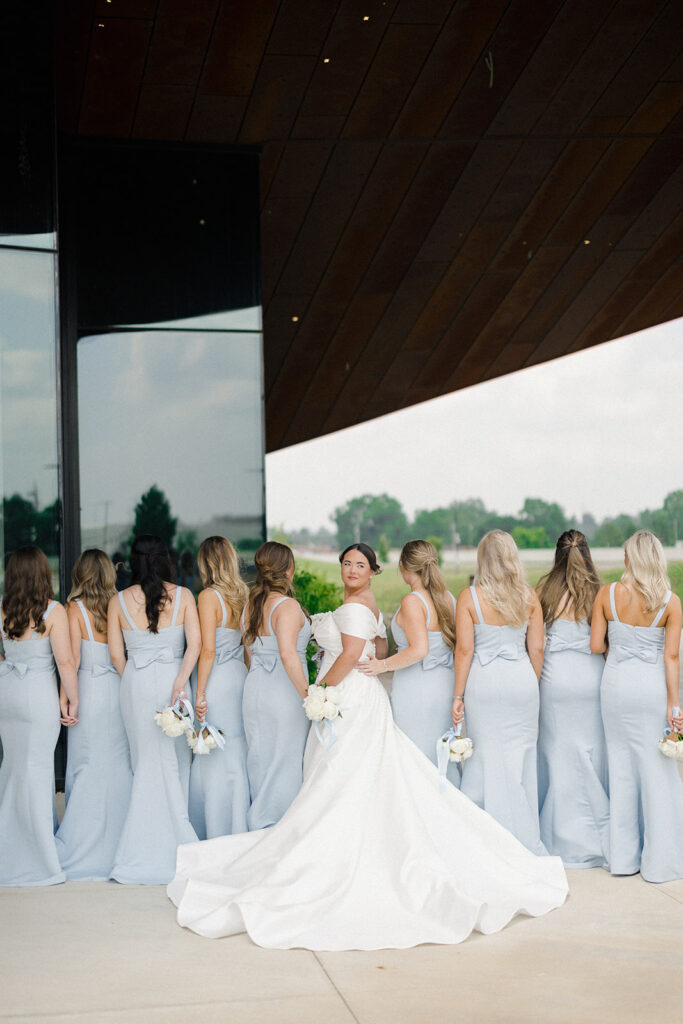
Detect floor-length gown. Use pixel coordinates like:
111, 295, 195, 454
55, 601, 132, 879
189, 590, 250, 839
110, 587, 197, 884
460, 586, 547, 855
0, 601, 65, 886
538, 618, 609, 868
601, 583, 683, 882
168, 602, 568, 950
241, 597, 311, 830
390, 591, 460, 787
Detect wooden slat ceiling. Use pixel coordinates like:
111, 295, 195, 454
56, 0, 683, 450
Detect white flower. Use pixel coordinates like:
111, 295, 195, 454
186, 730, 198, 751
303, 693, 327, 721
323, 687, 341, 705
155, 706, 191, 738
658, 738, 683, 761
307, 684, 327, 700
322, 700, 340, 720
449, 736, 474, 763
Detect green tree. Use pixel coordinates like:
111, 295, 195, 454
333, 494, 408, 549
35, 498, 60, 556
376, 534, 391, 562
512, 525, 550, 549
128, 484, 177, 549
519, 498, 567, 544
2, 493, 38, 551
425, 535, 444, 565
593, 515, 637, 547
450, 499, 493, 546
412, 507, 454, 545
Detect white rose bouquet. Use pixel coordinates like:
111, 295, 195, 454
303, 681, 344, 749
658, 708, 683, 761
154, 695, 194, 738
187, 720, 226, 755
436, 723, 473, 787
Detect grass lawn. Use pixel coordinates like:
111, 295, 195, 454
297, 558, 683, 617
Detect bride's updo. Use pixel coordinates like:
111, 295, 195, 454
399, 539, 455, 650
243, 541, 296, 647
338, 542, 382, 574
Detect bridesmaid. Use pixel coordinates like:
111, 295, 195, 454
241, 541, 311, 830
592, 530, 683, 882
358, 539, 459, 785
55, 550, 133, 879
537, 531, 609, 868
455, 530, 547, 854
0, 546, 78, 886
108, 535, 201, 884
189, 536, 250, 839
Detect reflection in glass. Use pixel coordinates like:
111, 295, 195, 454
77, 330, 264, 566
0, 249, 60, 590
0, 234, 56, 251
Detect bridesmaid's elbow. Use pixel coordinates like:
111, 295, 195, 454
590, 639, 606, 654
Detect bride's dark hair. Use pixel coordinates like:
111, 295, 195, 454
338, 542, 382, 575
129, 535, 175, 634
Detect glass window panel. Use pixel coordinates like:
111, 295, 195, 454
121, 306, 262, 333
0, 248, 60, 589
0, 234, 56, 251
77, 330, 264, 568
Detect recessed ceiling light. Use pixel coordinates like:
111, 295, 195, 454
323, 57, 330, 63
584, 239, 590, 245
363, 15, 370, 20
291, 316, 299, 322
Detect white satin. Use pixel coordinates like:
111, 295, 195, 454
168, 603, 568, 950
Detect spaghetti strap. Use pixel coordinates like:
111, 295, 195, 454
118, 591, 138, 631
76, 599, 95, 642
406, 590, 431, 628
609, 582, 619, 623
651, 590, 672, 628
170, 585, 182, 627
449, 591, 457, 617
469, 585, 485, 625
268, 595, 289, 636
211, 589, 227, 628
43, 600, 57, 621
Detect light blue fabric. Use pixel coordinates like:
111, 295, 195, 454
110, 587, 198, 884
460, 586, 547, 855
242, 597, 311, 830
601, 583, 683, 882
189, 590, 250, 839
0, 601, 65, 886
390, 591, 460, 787
538, 618, 609, 868
55, 601, 132, 880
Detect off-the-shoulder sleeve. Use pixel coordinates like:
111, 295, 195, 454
334, 603, 376, 640
376, 615, 387, 640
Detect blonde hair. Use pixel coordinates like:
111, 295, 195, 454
538, 530, 600, 625
68, 549, 116, 635
622, 530, 670, 614
475, 530, 532, 628
243, 541, 296, 648
197, 536, 248, 627
399, 539, 456, 650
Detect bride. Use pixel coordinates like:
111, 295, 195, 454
168, 543, 568, 950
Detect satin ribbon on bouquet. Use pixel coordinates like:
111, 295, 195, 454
194, 720, 226, 755
436, 723, 462, 790
313, 718, 340, 749
173, 695, 195, 722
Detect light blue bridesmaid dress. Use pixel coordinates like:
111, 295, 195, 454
242, 596, 311, 830
55, 600, 132, 879
460, 585, 546, 855
0, 601, 65, 886
110, 586, 198, 884
189, 590, 250, 839
601, 582, 683, 882
390, 591, 460, 787
538, 617, 609, 867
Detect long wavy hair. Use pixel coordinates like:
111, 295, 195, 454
243, 541, 296, 647
197, 536, 248, 627
537, 530, 600, 625
2, 546, 54, 639
129, 535, 175, 633
68, 549, 117, 635
622, 530, 671, 614
399, 539, 456, 650
475, 530, 532, 628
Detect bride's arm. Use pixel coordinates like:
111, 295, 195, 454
317, 632, 366, 687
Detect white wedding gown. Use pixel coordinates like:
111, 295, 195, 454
168, 603, 568, 950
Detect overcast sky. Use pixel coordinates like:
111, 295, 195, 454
266, 318, 683, 532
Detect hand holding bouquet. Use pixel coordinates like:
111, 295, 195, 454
658, 706, 683, 761
155, 694, 194, 738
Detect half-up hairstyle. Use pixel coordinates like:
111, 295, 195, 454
622, 530, 671, 614
129, 535, 175, 634
338, 542, 382, 574
475, 530, 532, 628
537, 530, 600, 625
197, 536, 248, 626
2, 546, 54, 639
68, 549, 117, 634
243, 541, 296, 648
399, 539, 456, 650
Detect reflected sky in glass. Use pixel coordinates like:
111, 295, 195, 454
0, 233, 56, 251
78, 330, 264, 547
121, 306, 262, 333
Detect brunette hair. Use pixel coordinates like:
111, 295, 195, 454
537, 530, 600, 626
475, 530, 532, 628
622, 530, 671, 614
2, 546, 54, 639
243, 541, 296, 648
129, 535, 175, 633
68, 549, 117, 635
399, 539, 456, 650
197, 536, 248, 626
338, 543, 382, 575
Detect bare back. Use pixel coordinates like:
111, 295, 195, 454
114, 583, 187, 631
